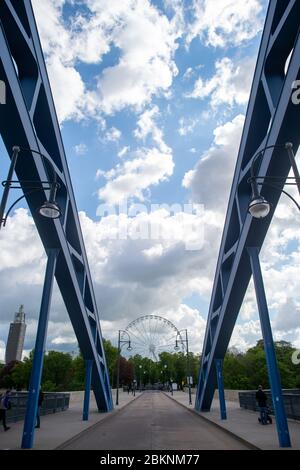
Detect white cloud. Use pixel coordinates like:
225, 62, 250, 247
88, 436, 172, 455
32, 0, 182, 122
186, 57, 256, 108
104, 127, 122, 142
98, 146, 174, 204
0, 208, 44, 273
134, 106, 167, 151
73, 143, 88, 155
274, 298, 300, 332
187, 0, 264, 48
0, 340, 5, 362
51, 335, 77, 345
45, 55, 86, 123
1, 197, 300, 356
182, 114, 245, 210
79, 209, 220, 327
182, 67, 194, 81
95, 169, 106, 180
178, 117, 199, 136
230, 320, 262, 351
98, 106, 174, 204
118, 146, 130, 158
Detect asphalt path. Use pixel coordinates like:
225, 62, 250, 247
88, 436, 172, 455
61, 391, 250, 450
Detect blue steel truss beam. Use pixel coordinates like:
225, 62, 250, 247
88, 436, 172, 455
0, 0, 112, 412
196, 0, 300, 411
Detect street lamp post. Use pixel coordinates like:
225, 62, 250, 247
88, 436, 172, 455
175, 329, 192, 405
116, 330, 132, 406
163, 364, 167, 389
139, 365, 142, 391
170, 378, 173, 396
246, 142, 297, 447
247, 142, 300, 218
0, 146, 63, 449
0, 146, 62, 229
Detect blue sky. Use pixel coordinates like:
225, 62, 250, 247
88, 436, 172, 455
1, 0, 300, 360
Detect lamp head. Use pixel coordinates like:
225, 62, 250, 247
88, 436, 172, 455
39, 201, 61, 219
248, 195, 271, 219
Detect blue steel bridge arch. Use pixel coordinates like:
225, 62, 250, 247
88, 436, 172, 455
196, 0, 300, 448
0, 0, 113, 447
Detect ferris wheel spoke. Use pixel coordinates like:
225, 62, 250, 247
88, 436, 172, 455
132, 323, 149, 345
128, 330, 150, 348
136, 320, 151, 345
141, 317, 152, 344
156, 332, 177, 349
151, 316, 160, 344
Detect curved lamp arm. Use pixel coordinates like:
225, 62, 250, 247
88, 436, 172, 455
1, 189, 44, 226
17, 147, 59, 202
250, 144, 286, 179
118, 329, 132, 351
258, 181, 300, 212
250, 144, 286, 198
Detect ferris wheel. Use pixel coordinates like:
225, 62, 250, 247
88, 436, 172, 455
121, 315, 184, 361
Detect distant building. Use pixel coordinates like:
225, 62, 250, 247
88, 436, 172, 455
5, 305, 27, 364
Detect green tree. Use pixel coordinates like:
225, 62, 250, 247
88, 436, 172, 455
42, 351, 73, 391
103, 338, 118, 387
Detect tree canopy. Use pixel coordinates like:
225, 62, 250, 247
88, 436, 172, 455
0, 339, 299, 392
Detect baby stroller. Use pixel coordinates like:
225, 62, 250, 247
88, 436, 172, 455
258, 407, 272, 424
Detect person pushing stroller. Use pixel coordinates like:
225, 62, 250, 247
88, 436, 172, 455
256, 385, 272, 425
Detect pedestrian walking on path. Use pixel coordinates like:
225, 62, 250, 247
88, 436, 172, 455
256, 385, 269, 425
0, 390, 11, 431
36, 388, 45, 429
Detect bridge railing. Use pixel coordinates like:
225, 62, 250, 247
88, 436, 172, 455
6, 392, 70, 423
239, 390, 300, 421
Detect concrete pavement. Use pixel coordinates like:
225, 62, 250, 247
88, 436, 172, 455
61, 391, 251, 450
167, 391, 300, 450
2, 389, 299, 450
0, 389, 138, 450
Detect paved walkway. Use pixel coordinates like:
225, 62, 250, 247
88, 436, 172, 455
2, 389, 299, 450
0, 389, 137, 450
61, 391, 250, 450
167, 391, 300, 450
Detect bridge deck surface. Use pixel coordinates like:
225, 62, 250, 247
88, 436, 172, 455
1, 390, 299, 450
61, 391, 249, 450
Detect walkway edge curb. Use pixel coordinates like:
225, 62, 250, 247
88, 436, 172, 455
55, 393, 144, 450
163, 392, 261, 451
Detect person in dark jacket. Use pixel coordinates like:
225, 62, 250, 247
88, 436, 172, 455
35, 389, 44, 429
0, 390, 11, 431
256, 385, 268, 425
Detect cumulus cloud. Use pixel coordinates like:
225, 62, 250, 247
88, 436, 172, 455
1, 194, 300, 356
32, 0, 182, 122
178, 117, 199, 136
182, 114, 245, 210
0, 205, 222, 353
186, 57, 256, 108
118, 146, 130, 158
186, 0, 264, 48
231, 320, 262, 351
78, 209, 219, 331
98, 147, 174, 204
97, 106, 174, 204
73, 143, 88, 155
274, 298, 300, 332
0, 340, 6, 362
104, 127, 122, 142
